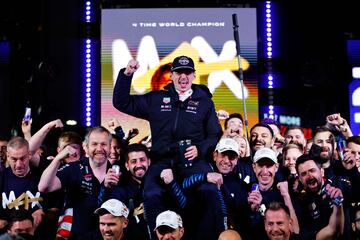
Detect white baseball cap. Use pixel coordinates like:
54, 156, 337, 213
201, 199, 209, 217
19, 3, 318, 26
94, 199, 129, 218
154, 210, 183, 231
215, 138, 239, 155
253, 147, 277, 164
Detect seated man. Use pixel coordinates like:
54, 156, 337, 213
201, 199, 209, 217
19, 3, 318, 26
154, 210, 184, 240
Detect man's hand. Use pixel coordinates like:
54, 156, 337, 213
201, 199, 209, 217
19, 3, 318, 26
0, 219, 7, 230
32, 209, 45, 230
326, 113, 344, 126
342, 148, 356, 170
104, 168, 120, 188
277, 181, 290, 197
46, 119, 64, 130
54, 145, 77, 163
324, 184, 343, 201
248, 190, 262, 212
206, 172, 223, 190
124, 60, 139, 76
184, 145, 198, 161
107, 118, 121, 132
160, 169, 174, 185
21, 119, 32, 140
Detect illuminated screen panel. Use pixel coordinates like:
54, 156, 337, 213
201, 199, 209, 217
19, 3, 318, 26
101, 8, 258, 143
348, 40, 360, 135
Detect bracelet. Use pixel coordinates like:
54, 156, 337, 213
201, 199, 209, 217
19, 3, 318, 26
339, 119, 347, 126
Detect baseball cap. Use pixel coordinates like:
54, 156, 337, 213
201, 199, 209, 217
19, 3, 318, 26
171, 56, 195, 72
94, 199, 129, 218
154, 210, 183, 231
215, 138, 239, 156
253, 147, 277, 164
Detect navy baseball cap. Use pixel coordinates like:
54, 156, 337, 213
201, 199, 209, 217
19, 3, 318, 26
171, 56, 195, 72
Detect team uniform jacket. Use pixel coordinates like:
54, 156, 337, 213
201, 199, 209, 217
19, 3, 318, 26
113, 69, 222, 160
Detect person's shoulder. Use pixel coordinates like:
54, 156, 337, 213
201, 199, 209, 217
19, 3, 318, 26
192, 84, 213, 98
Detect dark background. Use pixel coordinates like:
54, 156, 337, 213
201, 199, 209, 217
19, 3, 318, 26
1, 0, 359, 139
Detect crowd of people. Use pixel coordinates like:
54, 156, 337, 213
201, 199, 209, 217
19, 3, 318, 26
0, 55, 359, 240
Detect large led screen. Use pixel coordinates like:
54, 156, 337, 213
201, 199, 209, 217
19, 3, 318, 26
101, 8, 258, 143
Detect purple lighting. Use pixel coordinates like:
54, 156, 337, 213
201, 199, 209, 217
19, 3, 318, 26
84, 2, 93, 126
264, 1, 276, 119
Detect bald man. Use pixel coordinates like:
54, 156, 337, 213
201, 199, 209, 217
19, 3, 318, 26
218, 229, 242, 240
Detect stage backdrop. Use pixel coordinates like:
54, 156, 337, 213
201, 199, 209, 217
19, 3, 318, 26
101, 8, 258, 143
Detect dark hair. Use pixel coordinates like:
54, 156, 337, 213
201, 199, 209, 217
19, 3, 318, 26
346, 135, 360, 145
124, 143, 150, 162
312, 126, 335, 143
250, 122, 274, 137
8, 210, 34, 230
224, 113, 244, 129
264, 201, 290, 219
261, 118, 281, 131
351, 204, 360, 223
295, 154, 322, 173
284, 125, 304, 137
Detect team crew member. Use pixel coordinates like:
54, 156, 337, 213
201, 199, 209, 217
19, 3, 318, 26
294, 154, 346, 240
107, 143, 152, 240
38, 126, 113, 240
181, 138, 251, 239
264, 202, 301, 240
113, 56, 224, 239
248, 148, 299, 239
0, 137, 45, 235
154, 210, 184, 240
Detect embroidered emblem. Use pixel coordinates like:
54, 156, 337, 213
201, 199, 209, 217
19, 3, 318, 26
163, 97, 171, 104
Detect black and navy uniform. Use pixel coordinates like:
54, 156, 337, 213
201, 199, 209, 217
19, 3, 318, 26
110, 175, 150, 240
0, 166, 46, 225
249, 181, 284, 240
56, 157, 110, 240
113, 69, 223, 239
293, 177, 352, 240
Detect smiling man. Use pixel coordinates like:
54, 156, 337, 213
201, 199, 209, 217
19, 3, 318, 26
94, 199, 129, 240
264, 202, 297, 240
38, 126, 114, 239
113, 56, 223, 239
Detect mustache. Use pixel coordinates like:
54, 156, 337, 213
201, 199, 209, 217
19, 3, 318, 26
133, 166, 146, 172
306, 178, 318, 185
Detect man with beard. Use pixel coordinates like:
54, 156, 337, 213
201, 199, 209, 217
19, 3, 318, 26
352, 205, 360, 240
237, 122, 275, 185
113, 56, 224, 240
38, 126, 113, 240
284, 126, 307, 151
106, 143, 151, 240
264, 202, 301, 240
294, 154, 345, 240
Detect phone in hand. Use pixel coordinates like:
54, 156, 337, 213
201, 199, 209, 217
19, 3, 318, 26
337, 140, 346, 161
24, 107, 31, 123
